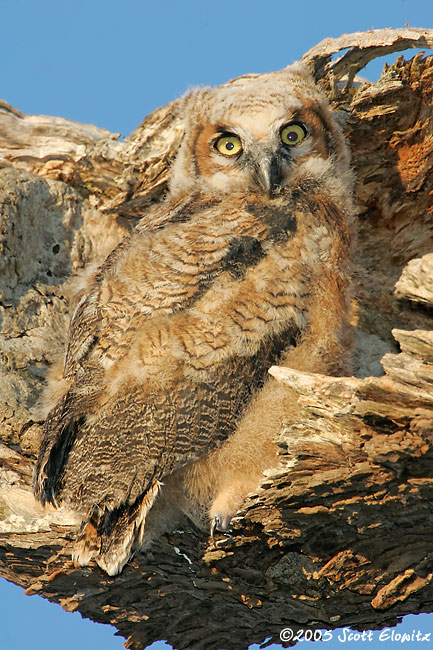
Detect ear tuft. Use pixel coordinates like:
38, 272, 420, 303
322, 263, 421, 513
284, 60, 316, 82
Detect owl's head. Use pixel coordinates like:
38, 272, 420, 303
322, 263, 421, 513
169, 62, 352, 200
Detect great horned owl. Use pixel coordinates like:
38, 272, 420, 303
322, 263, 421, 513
34, 63, 355, 575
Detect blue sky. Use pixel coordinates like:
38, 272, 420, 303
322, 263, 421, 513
1, 1, 432, 649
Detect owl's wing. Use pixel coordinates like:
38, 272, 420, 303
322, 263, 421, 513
34, 193, 281, 512
63, 194, 192, 379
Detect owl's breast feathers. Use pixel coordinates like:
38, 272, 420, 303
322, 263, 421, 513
34, 188, 350, 517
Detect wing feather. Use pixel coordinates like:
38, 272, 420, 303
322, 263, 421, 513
35, 192, 299, 516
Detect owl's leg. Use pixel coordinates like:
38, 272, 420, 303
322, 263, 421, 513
176, 381, 292, 546
184, 380, 291, 544
205, 299, 353, 537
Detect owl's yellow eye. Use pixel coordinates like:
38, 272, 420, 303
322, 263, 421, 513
280, 123, 307, 146
215, 134, 242, 156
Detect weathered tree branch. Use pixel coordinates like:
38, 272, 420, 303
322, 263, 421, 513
302, 27, 433, 95
1, 29, 433, 650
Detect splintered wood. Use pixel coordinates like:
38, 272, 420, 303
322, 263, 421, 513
0, 29, 433, 650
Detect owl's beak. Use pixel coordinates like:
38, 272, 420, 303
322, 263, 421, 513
255, 154, 284, 198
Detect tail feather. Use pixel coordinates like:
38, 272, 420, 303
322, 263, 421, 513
72, 481, 161, 576
33, 395, 83, 507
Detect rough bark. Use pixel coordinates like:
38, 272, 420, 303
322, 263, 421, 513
1, 28, 433, 650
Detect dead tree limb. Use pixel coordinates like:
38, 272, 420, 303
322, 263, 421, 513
1, 29, 433, 650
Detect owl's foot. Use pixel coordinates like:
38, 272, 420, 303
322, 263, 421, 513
210, 514, 233, 548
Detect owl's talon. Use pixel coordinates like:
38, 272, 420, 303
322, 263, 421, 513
210, 516, 219, 546
210, 516, 233, 548
215, 532, 233, 548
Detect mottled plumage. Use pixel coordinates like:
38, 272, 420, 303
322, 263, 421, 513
34, 63, 355, 575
